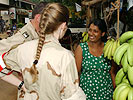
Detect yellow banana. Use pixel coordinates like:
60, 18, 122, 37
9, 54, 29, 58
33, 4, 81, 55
118, 85, 130, 100
115, 68, 125, 86
82, 33, 89, 42
113, 43, 129, 65
128, 66, 133, 85
128, 88, 133, 100
127, 44, 133, 66
121, 52, 129, 73
82, 31, 87, 37
85, 33, 89, 41
83, 36, 86, 42
120, 31, 133, 43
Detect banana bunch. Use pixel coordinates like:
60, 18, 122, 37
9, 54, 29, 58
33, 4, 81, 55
113, 81, 132, 100
128, 66, 133, 85
120, 31, 133, 44
113, 42, 130, 65
115, 68, 126, 86
113, 31, 133, 67
113, 31, 133, 100
103, 38, 120, 60
113, 68, 132, 100
82, 31, 89, 42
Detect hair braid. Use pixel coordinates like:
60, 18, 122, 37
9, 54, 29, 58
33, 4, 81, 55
29, 3, 69, 83
29, 5, 50, 83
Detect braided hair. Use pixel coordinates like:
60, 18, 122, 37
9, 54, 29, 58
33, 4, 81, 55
29, 3, 69, 83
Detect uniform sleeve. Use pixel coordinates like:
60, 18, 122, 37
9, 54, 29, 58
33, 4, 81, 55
3, 48, 21, 73
0, 53, 13, 77
0, 24, 35, 55
0, 31, 25, 54
60, 52, 86, 100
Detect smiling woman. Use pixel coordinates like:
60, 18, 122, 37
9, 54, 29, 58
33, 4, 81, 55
74, 18, 116, 100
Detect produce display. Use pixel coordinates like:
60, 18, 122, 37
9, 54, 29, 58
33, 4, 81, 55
103, 31, 133, 100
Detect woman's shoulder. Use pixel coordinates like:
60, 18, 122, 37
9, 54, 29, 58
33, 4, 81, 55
79, 42, 88, 49
17, 39, 38, 52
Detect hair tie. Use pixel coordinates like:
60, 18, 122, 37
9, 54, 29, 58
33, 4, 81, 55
33, 60, 38, 64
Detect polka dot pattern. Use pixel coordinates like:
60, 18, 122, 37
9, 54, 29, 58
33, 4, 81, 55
79, 42, 113, 100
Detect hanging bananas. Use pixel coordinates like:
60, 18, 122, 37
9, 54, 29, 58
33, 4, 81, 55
113, 31, 133, 100
103, 38, 120, 60
113, 31, 133, 66
113, 43, 129, 65
113, 82, 131, 100
115, 68, 125, 86
120, 31, 133, 44
82, 32, 89, 42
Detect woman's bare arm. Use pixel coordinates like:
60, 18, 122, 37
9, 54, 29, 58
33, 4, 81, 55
74, 45, 83, 77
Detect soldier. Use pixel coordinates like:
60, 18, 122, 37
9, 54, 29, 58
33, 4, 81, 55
1, 3, 86, 100
0, 1, 48, 95
0, 2, 48, 54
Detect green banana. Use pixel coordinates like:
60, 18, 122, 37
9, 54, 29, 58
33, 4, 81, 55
128, 38, 133, 44
128, 88, 133, 100
103, 39, 112, 52
128, 66, 133, 85
113, 39, 120, 60
115, 68, 125, 86
121, 52, 129, 73
111, 40, 117, 57
127, 44, 133, 66
113, 43, 129, 65
122, 75, 130, 84
107, 40, 114, 60
113, 41, 120, 63
122, 78, 130, 84
113, 83, 129, 100
104, 40, 113, 58
120, 31, 133, 43
118, 85, 130, 100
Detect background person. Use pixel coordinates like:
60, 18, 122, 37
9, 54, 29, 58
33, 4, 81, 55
74, 18, 116, 100
0, 1, 48, 79
0, 1, 48, 55
0, 2, 48, 100
0, 16, 5, 33
2, 3, 86, 100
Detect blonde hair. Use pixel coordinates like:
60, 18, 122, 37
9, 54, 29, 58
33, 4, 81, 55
29, 3, 69, 83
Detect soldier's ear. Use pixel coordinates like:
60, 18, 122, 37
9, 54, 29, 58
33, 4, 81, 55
35, 14, 41, 22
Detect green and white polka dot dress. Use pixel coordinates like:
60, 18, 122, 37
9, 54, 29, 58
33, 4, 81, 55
79, 42, 113, 100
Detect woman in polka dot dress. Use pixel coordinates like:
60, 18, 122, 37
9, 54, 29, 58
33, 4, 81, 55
74, 19, 116, 100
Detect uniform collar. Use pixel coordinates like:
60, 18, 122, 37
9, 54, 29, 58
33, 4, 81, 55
45, 34, 61, 46
27, 21, 38, 39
